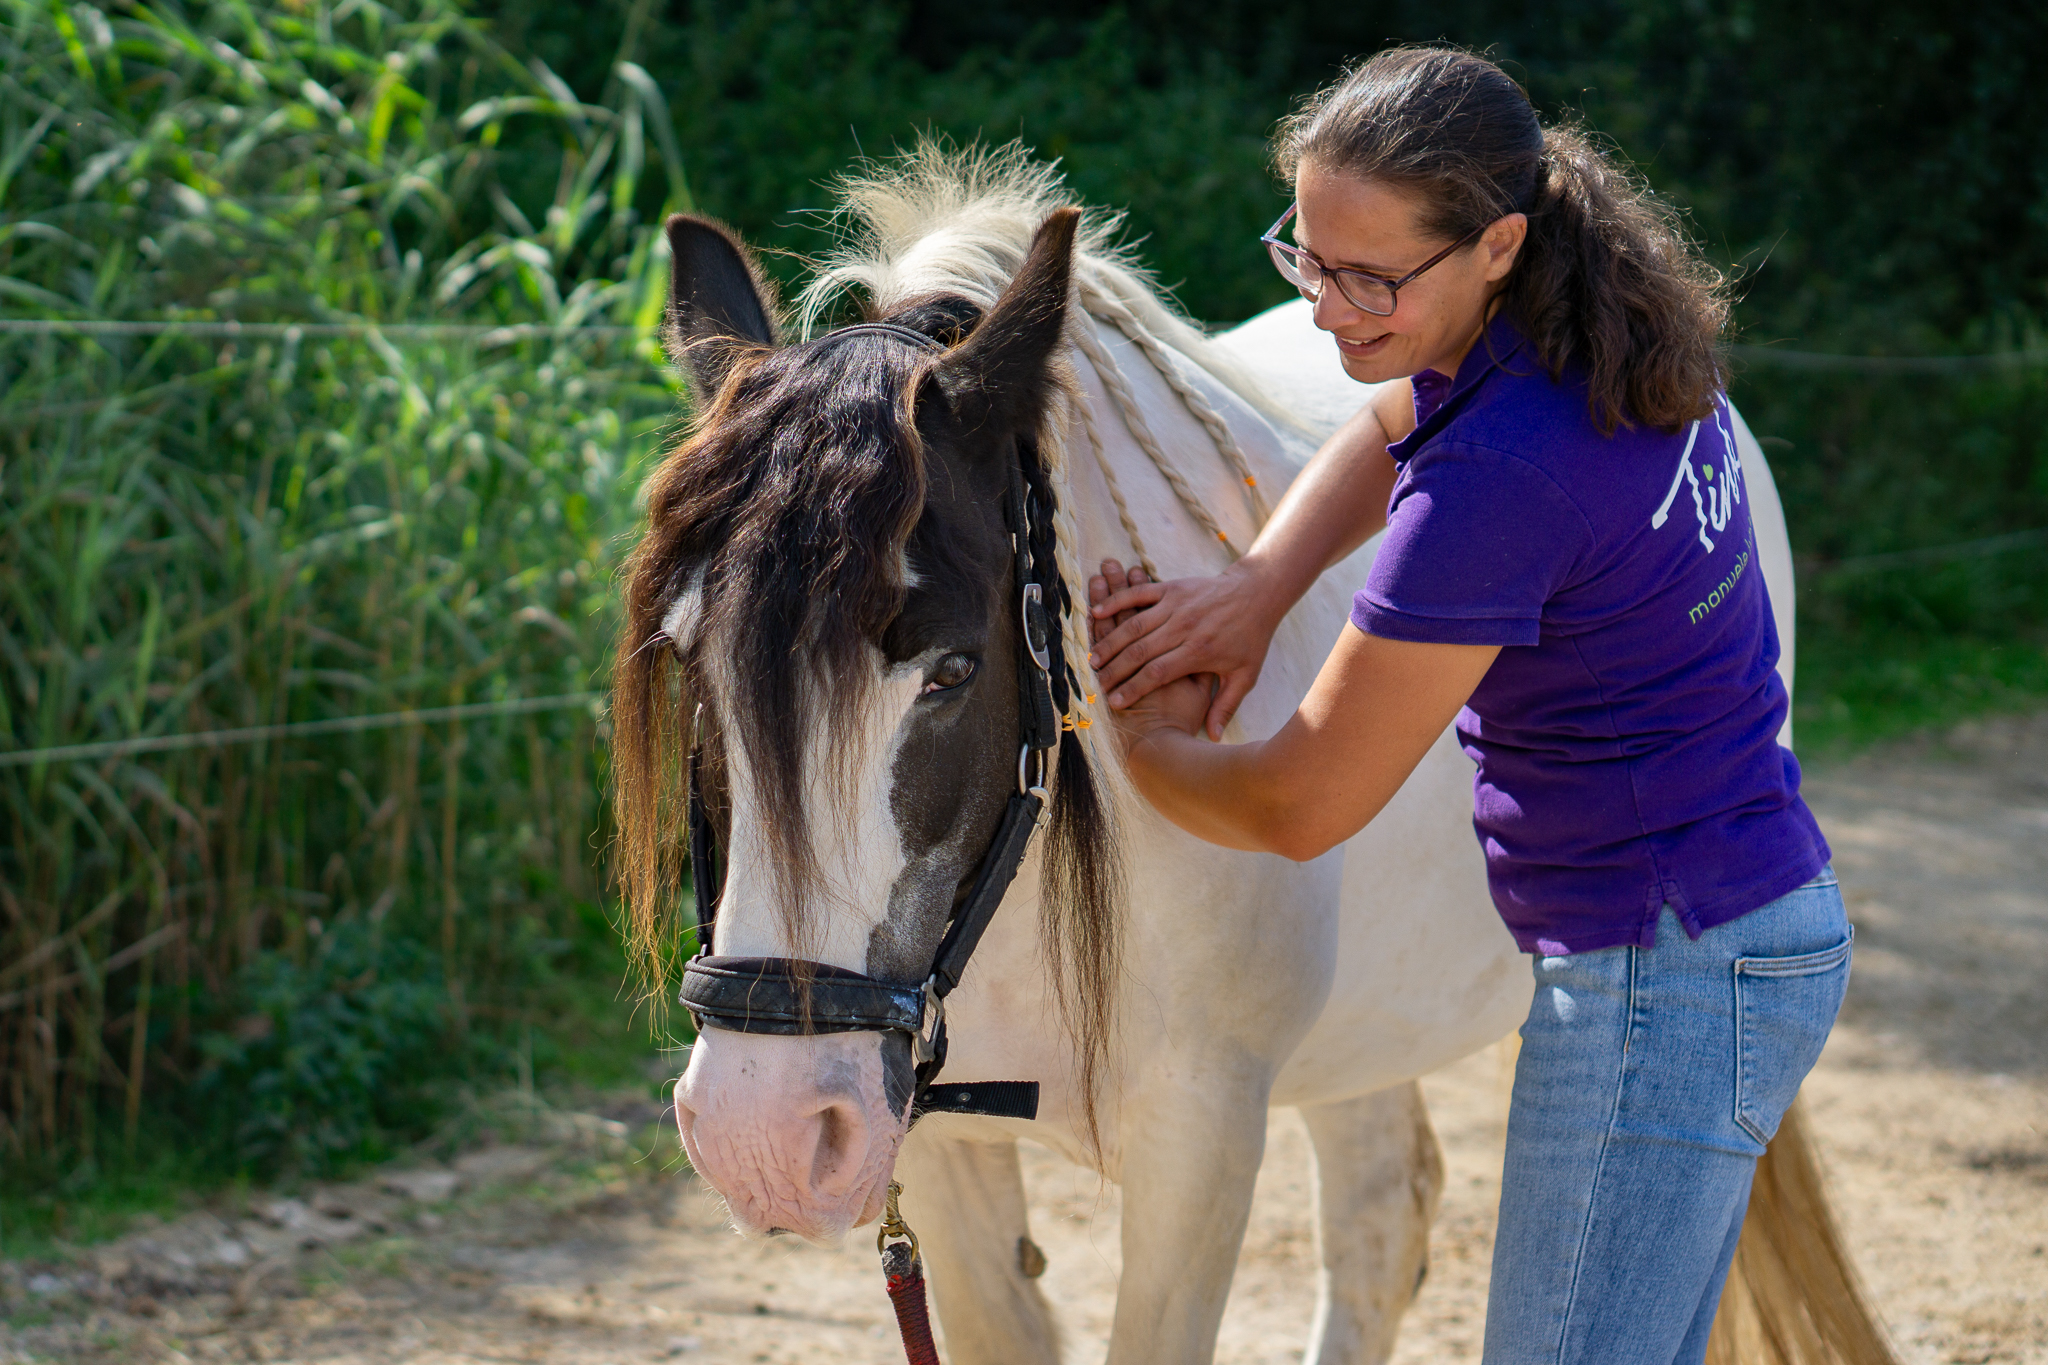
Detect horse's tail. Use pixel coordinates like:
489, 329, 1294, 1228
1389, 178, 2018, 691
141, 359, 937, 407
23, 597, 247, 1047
1707, 1096, 1897, 1365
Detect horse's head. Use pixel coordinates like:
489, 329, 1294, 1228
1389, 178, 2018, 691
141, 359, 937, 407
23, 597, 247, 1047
612, 207, 1117, 1241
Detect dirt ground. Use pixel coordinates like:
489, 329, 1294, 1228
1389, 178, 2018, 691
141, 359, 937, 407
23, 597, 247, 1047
5, 713, 2045, 1365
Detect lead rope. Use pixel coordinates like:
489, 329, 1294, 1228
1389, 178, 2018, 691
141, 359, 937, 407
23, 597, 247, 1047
878, 1181, 942, 1365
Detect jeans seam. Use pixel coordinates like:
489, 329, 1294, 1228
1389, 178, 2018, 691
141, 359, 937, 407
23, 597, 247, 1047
1553, 944, 1637, 1364
1733, 965, 1766, 1147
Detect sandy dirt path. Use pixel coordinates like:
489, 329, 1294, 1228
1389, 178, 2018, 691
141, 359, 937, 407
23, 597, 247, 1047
5, 714, 2045, 1364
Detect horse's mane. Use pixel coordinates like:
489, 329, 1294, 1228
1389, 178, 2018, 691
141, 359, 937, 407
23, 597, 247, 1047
797, 139, 1281, 436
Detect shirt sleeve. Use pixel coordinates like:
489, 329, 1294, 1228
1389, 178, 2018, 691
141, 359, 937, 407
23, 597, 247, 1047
1352, 441, 1593, 647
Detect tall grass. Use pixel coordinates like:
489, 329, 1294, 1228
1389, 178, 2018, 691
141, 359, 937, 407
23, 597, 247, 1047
0, 0, 685, 1184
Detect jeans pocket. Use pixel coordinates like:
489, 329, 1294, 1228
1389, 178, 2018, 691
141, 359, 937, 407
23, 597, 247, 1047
1733, 930, 1852, 1146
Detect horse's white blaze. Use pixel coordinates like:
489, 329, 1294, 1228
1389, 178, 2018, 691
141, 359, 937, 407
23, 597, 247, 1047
658, 565, 706, 656
674, 641, 931, 1242
701, 649, 922, 969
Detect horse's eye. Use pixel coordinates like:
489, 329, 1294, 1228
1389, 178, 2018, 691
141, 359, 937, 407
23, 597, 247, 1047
922, 653, 977, 695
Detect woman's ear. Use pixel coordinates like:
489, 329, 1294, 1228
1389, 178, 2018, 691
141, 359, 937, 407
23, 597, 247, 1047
662, 215, 780, 402
1482, 212, 1529, 283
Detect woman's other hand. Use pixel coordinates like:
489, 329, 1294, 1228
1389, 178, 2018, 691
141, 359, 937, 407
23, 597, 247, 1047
1087, 562, 1216, 750
1086, 559, 1283, 741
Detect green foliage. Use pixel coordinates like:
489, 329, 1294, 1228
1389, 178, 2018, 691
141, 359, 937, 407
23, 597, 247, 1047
0, 0, 683, 1183
194, 924, 449, 1170
1740, 359, 2048, 747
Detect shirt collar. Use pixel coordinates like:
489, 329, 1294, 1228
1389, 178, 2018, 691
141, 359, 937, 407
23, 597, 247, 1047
1387, 311, 1528, 465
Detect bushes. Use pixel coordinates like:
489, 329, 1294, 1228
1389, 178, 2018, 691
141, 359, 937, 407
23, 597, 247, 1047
0, 0, 682, 1188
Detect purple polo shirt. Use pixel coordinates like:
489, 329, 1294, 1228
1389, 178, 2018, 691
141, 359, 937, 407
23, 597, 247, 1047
1353, 315, 1830, 954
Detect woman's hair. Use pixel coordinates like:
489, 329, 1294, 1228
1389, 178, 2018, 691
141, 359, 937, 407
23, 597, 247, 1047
1273, 46, 1729, 434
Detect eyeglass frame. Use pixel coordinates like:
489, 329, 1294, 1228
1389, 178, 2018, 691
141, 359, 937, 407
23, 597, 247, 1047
1260, 204, 1490, 317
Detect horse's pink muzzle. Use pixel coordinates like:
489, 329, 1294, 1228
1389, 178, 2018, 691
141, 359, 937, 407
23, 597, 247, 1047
675, 1029, 908, 1242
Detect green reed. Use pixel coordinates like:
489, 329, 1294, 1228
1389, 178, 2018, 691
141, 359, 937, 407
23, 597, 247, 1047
1, 0, 687, 1180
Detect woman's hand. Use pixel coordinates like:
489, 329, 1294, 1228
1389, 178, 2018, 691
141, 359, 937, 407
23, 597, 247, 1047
1087, 562, 1216, 753
1086, 559, 1285, 740
1084, 387, 1409, 740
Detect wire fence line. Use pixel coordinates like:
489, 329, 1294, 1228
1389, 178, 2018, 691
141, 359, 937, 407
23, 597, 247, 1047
5, 318, 2047, 374
1816, 527, 2048, 578
1729, 343, 2048, 375
0, 318, 653, 342
0, 693, 603, 769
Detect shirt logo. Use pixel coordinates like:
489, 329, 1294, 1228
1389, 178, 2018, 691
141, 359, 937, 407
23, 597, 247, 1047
1651, 403, 1744, 552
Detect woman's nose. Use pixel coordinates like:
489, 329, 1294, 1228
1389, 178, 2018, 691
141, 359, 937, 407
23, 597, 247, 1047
1311, 281, 1363, 332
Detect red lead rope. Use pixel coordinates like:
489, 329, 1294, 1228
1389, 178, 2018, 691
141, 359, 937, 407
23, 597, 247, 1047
877, 1181, 943, 1365
883, 1241, 943, 1365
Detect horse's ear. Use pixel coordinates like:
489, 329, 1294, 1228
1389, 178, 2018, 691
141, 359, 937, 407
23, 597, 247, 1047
663, 214, 780, 400
936, 207, 1080, 437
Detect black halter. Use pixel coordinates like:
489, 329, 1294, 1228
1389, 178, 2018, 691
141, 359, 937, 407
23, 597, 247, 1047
677, 319, 1075, 1125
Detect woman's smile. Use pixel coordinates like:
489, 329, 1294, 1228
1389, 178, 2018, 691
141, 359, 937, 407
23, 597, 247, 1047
1334, 330, 1394, 359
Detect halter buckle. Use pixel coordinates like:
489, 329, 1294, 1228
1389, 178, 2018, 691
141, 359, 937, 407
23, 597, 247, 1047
1020, 582, 1053, 672
913, 975, 945, 1067
1017, 743, 1050, 796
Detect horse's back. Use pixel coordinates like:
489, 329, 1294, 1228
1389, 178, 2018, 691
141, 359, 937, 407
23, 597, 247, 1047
1214, 301, 1797, 729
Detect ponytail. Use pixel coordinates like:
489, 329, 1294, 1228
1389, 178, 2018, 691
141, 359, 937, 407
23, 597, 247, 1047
1274, 48, 1729, 434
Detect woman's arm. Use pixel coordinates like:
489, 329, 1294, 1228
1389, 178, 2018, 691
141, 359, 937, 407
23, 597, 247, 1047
1119, 623, 1497, 861
1088, 378, 1417, 738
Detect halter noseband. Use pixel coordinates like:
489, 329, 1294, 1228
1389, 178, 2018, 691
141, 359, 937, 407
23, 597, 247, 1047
676, 318, 1075, 1125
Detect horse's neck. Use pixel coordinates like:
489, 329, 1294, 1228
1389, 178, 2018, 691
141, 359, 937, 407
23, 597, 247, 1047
1059, 303, 1359, 743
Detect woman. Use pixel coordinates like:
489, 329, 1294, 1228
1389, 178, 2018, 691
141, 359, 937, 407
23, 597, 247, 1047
1087, 47, 1848, 1365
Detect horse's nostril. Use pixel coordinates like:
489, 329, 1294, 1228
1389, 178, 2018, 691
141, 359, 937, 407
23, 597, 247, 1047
766, 1227, 791, 1238
809, 1101, 867, 1195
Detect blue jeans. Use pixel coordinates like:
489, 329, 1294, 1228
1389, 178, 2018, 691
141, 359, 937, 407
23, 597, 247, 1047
1482, 870, 1851, 1365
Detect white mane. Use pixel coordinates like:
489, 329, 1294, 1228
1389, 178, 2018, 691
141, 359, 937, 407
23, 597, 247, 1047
794, 140, 1274, 420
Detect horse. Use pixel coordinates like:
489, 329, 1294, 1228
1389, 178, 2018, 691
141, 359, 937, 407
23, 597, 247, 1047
612, 145, 1891, 1365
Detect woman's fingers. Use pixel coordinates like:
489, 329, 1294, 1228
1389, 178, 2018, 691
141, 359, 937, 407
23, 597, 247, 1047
1204, 666, 1261, 741
1106, 642, 1207, 709
1117, 566, 1151, 630
1088, 604, 1181, 687
1089, 579, 1166, 620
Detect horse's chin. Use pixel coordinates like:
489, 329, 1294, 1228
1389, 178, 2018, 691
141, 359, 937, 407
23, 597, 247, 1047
714, 1164, 898, 1247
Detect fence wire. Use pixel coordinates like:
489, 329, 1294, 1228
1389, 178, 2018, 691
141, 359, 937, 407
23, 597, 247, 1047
0, 694, 602, 768
5, 318, 2046, 373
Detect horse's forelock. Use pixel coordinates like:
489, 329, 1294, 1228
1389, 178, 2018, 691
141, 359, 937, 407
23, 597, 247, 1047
620, 335, 935, 960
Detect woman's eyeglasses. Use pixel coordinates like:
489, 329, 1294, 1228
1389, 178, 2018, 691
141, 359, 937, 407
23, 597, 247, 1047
1261, 204, 1486, 317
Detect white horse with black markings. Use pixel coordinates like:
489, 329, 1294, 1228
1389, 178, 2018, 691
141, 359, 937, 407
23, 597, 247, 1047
611, 146, 1887, 1365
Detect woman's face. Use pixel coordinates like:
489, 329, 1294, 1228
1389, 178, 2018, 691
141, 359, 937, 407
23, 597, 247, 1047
1292, 161, 1525, 385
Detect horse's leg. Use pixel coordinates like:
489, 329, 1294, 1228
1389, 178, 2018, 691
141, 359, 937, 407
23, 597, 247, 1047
1107, 1073, 1273, 1363
893, 1128, 1061, 1365
1298, 1082, 1445, 1365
